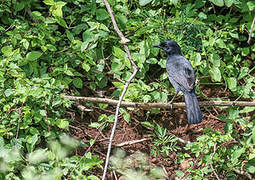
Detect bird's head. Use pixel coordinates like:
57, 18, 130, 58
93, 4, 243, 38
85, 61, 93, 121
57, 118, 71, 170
153, 40, 182, 55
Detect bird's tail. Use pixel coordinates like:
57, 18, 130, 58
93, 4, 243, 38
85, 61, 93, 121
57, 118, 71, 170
183, 89, 202, 124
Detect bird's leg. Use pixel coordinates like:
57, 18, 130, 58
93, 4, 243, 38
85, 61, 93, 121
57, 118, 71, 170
168, 92, 178, 110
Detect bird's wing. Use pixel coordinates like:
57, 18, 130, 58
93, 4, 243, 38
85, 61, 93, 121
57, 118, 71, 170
166, 56, 196, 91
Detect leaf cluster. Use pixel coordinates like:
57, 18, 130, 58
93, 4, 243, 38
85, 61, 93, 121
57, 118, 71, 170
0, 0, 255, 179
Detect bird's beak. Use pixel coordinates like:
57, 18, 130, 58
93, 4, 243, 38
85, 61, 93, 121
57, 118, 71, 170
153, 44, 161, 48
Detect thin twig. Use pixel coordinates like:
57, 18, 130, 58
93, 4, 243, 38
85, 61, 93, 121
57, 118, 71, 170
16, 106, 23, 140
113, 170, 118, 180
208, 140, 239, 180
182, 153, 205, 180
115, 138, 150, 147
233, 169, 253, 180
175, 136, 191, 144
102, 0, 138, 179
210, 144, 220, 180
63, 96, 255, 108
74, 103, 93, 112
210, 164, 220, 180
69, 125, 104, 176
161, 165, 170, 180
247, 16, 255, 44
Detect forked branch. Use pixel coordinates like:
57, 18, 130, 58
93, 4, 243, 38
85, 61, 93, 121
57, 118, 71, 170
102, 0, 138, 180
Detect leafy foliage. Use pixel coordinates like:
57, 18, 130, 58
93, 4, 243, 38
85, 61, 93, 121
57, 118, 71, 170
0, 0, 255, 179
110, 149, 166, 180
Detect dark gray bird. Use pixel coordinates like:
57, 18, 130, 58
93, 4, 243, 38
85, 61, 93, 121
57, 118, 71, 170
154, 40, 202, 124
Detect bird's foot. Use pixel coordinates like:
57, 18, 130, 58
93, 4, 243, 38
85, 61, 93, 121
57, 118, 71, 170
168, 93, 178, 111
168, 100, 174, 111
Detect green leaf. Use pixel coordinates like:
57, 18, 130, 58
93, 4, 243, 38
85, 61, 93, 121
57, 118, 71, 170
52, 1, 66, 18
96, 9, 109, 21
43, 0, 54, 5
81, 41, 89, 52
16, 1, 25, 11
139, 0, 152, 6
198, 12, 207, 19
246, 164, 255, 174
224, 0, 233, 7
216, 39, 226, 48
46, 44, 57, 51
26, 51, 42, 61
226, 77, 237, 91
210, 66, 222, 82
56, 17, 67, 28
82, 30, 94, 42
1, 46, 13, 57
114, 46, 131, 69
146, 58, 158, 64
240, 107, 255, 113
238, 67, 249, 79
232, 148, 245, 160
82, 62, 90, 72
22, 39, 29, 50
112, 82, 124, 89
209, 0, 224, 7
27, 134, 39, 152
56, 119, 69, 129
100, 24, 110, 32
29, 127, 40, 135
229, 32, 239, 39
247, 1, 255, 11
241, 48, 250, 56
66, 30, 74, 42
87, 175, 100, 180
111, 60, 123, 72
40, 110, 47, 116
194, 53, 202, 66
170, 0, 178, 6
4, 89, 14, 97
210, 53, 221, 67
64, 70, 74, 76
123, 112, 130, 123
113, 46, 126, 60
72, 78, 83, 88
141, 121, 154, 129
143, 95, 151, 102
89, 122, 102, 128
175, 170, 184, 178
249, 153, 255, 160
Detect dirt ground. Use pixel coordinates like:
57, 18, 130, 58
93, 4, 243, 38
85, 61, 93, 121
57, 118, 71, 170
68, 85, 251, 179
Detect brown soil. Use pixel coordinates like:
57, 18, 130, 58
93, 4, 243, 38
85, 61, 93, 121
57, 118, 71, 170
68, 85, 252, 180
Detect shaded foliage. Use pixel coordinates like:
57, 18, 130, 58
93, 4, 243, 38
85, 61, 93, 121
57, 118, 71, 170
0, 0, 255, 179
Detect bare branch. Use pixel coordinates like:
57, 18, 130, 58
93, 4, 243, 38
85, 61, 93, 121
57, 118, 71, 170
103, 0, 129, 45
102, 0, 138, 179
247, 16, 255, 44
115, 138, 151, 147
210, 164, 220, 180
233, 169, 253, 180
63, 95, 255, 108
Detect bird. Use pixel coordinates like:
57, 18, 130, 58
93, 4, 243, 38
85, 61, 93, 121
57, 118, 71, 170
154, 40, 202, 124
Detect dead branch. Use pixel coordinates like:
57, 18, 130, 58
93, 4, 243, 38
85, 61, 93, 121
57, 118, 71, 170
210, 164, 220, 180
74, 103, 93, 112
247, 16, 255, 44
233, 169, 253, 180
63, 95, 255, 108
102, 0, 138, 179
115, 138, 151, 147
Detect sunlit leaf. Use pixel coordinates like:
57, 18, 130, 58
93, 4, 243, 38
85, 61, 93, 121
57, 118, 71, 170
26, 51, 42, 61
